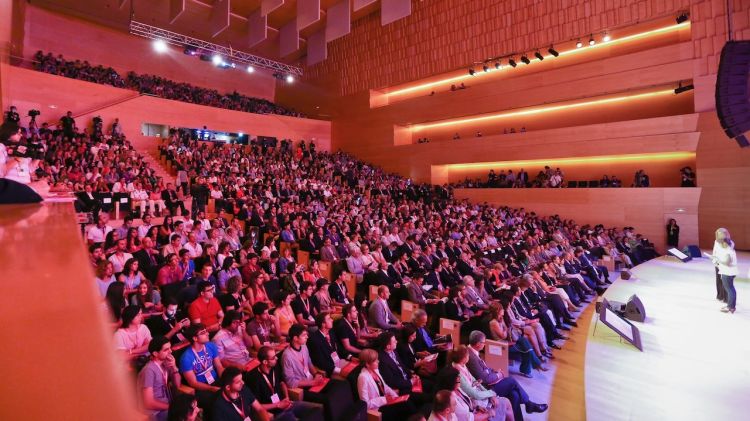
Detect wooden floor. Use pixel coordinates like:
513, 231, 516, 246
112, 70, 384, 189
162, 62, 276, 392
584, 253, 750, 421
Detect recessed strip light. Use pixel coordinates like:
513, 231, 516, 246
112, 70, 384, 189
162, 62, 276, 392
443, 152, 695, 171
386, 22, 690, 97
410, 89, 677, 131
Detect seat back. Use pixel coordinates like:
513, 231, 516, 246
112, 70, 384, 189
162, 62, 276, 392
439, 318, 461, 348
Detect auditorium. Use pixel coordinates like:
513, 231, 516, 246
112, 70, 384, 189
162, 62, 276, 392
2, 1, 749, 420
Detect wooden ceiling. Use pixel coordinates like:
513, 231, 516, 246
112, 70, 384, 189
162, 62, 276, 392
30, 0, 383, 66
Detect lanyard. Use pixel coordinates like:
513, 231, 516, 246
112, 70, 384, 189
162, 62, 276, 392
191, 346, 211, 374
262, 370, 276, 392
223, 392, 245, 418
154, 362, 172, 400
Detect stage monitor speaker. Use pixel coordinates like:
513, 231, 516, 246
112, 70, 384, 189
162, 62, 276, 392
567, 181, 577, 188
578, 181, 588, 188
624, 294, 646, 322
667, 247, 692, 262
620, 270, 632, 280
716, 40, 750, 148
683, 245, 701, 258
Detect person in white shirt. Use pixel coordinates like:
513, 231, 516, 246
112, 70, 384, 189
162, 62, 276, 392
712, 228, 738, 313
114, 305, 153, 359
108, 239, 134, 273
357, 349, 417, 418
211, 311, 252, 369
131, 182, 150, 216
183, 232, 203, 259
87, 213, 113, 245
138, 214, 153, 239
429, 390, 458, 421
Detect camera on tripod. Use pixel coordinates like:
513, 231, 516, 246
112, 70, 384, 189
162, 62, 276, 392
28, 109, 41, 120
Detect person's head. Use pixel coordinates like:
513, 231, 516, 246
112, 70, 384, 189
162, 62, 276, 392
185, 323, 209, 345
167, 392, 199, 421
252, 302, 270, 321
116, 238, 127, 252
315, 312, 333, 331
0, 122, 21, 143
137, 279, 154, 297
277, 290, 294, 306
123, 258, 139, 275
288, 323, 309, 346
257, 345, 279, 369
315, 278, 329, 292
378, 331, 397, 352
432, 390, 456, 418
468, 330, 486, 351
200, 264, 213, 279
401, 324, 418, 344
342, 303, 358, 322
226, 275, 242, 295
377, 285, 390, 300
220, 366, 244, 395
301, 281, 314, 297
96, 260, 114, 278
435, 366, 461, 391
715, 228, 734, 248
198, 281, 215, 301
221, 310, 243, 332
120, 305, 143, 329
412, 272, 424, 285
412, 309, 428, 328
359, 348, 379, 371
148, 336, 172, 361
89, 244, 104, 261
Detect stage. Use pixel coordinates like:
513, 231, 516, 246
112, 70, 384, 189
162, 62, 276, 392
584, 252, 750, 421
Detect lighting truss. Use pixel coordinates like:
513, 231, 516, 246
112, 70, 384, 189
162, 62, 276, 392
129, 20, 303, 76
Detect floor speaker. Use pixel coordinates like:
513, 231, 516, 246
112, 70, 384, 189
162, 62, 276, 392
684, 245, 701, 258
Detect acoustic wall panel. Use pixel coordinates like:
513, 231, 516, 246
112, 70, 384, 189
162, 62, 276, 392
168, 0, 185, 24
297, 0, 320, 31
279, 19, 300, 57
353, 0, 377, 12
209, 0, 231, 38
326, 0, 351, 42
381, 0, 412, 26
247, 8, 268, 48
261, 0, 284, 16
307, 29, 327, 65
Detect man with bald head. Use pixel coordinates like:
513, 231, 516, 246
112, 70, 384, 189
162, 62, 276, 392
368, 285, 402, 330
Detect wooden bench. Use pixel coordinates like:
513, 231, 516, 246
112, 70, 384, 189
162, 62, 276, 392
297, 250, 310, 269
439, 318, 462, 348
319, 260, 333, 281
343, 272, 356, 302
368, 285, 379, 302
400, 300, 419, 323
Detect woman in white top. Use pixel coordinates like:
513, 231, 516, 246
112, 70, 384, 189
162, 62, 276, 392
450, 346, 513, 421
95, 260, 117, 298
434, 367, 490, 421
357, 349, 417, 418
114, 305, 152, 359
712, 228, 738, 313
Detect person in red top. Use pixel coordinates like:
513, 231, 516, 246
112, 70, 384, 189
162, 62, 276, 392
157, 253, 183, 300
189, 281, 224, 333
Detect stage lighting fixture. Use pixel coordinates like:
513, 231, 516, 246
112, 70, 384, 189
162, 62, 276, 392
494, 61, 501, 69
521, 55, 530, 65
199, 54, 211, 62
286, 75, 294, 83
212, 54, 223, 66
469, 68, 476, 76
548, 46, 559, 57
534, 51, 544, 61
508, 58, 517, 67
184, 46, 199, 55
153, 39, 168, 53
603, 33, 611, 42
483, 64, 489, 72
576, 39, 583, 48
589, 35, 596, 46
246, 65, 255, 73
676, 12, 689, 24
674, 82, 694, 94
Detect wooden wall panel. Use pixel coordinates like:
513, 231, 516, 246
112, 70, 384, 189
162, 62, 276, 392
22, 5, 277, 100
6, 66, 331, 151
454, 188, 702, 253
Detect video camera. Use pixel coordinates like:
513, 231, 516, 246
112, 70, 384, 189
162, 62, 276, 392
7, 141, 45, 160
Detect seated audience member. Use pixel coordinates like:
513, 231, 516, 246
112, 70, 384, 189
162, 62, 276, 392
328, 271, 351, 306
246, 302, 280, 352
357, 348, 418, 419
162, 182, 187, 216
138, 336, 181, 421
245, 346, 324, 420
486, 303, 545, 378
313, 278, 334, 313
87, 213, 112, 246
435, 367, 493, 421
406, 273, 440, 306
410, 309, 447, 354
135, 237, 162, 282
450, 345, 513, 421
280, 324, 327, 389
274, 291, 297, 337
114, 305, 153, 360
119, 258, 145, 295
131, 280, 163, 313
308, 312, 343, 376
216, 257, 241, 293
334, 304, 368, 359
179, 323, 225, 409
167, 393, 200, 421
219, 275, 250, 314
377, 331, 418, 395
108, 238, 134, 274
466, 331, 547, 421
105, 281, 128, 323
396, 325, 436, 378
368, 285, 402, 330
291, 281, 318, 327
212, 366, 271, 421
146, 298, 191, 346
96, 260, 117, 298
429, 390, 457, 421
188, 281, 224, 333
157, 253, 183, 299
212, 311, 252, 370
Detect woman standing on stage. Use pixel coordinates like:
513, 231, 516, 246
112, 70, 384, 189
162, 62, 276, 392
712, 228, 738, 313
666, 219, 680, 248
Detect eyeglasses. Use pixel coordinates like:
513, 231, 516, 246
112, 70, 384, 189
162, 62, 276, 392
198, 330, 209, 336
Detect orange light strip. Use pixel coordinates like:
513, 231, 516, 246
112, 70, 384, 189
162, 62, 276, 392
410, 88, 676, 131
442, 152, 695, 171
387, 21, 690, 97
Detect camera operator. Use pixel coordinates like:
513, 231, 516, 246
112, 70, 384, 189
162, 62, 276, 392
93, 115, 103, 140
28, 109, 41, 137
4, 106, 20, 125
0, 122, 49, 197
60, 111, 76, 139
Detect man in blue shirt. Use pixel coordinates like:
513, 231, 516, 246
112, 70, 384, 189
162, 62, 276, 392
179, 323, 225, 411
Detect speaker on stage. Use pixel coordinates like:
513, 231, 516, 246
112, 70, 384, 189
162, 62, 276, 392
624, 294, 646, 322
667, 248, 692, 262
716, 40, 750, 148
683, 245, 701, 258
620, 270, 632, 280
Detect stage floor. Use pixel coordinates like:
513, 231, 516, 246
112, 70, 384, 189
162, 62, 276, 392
584, 252, 750, 421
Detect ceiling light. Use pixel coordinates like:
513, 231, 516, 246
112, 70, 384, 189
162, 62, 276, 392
212, 54, 223, 66
676, 12, 689, 24
508, 58, 517, 67
589, 35, 596, 46
548, 46, 559, 57
674, 82, 694, 94
153, 39, 168, 53
286, 75, 294, 83
603, 33, 611, 42
494, 61, 501, 69
468, 68, 476, 76
534, 51, 544, 61
521, 55, 531, 64
482, 64, 489, 72
246, 65, 255, 73
576, 39, 583, 48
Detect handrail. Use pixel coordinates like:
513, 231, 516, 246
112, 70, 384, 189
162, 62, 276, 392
70, 91, 144, 120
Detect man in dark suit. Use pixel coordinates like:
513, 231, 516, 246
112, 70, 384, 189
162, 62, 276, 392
377, 331, 414, 394
466, 331, 547, 421
189, 176, 209, 219
382, 242, 400, 263
161, 182, 186, 216
133, 236, 162, 282
307, 313, 342, 376
75, 184, 100, 218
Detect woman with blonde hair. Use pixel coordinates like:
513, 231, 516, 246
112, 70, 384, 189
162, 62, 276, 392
712, 228, 738, 313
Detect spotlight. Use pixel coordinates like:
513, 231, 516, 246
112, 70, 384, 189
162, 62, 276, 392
494, 61, 501, 69
469, 68, 476, 76
184, 46, 199, 56
603, 33, 611, 42
589, 35, 595, 46
534, 51, 544, 61
676, 12, 689, 24
212, 54, 223, 66
576, 39, 583, 48
153, 39, 168, 53
521, 55, 530, 65
246, 65, 255, 73
286, 75, 294, 83
482, 64, 489, 72
674, 82, 694, 94
548, 46, 559, 57
508, 58, 517, 67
